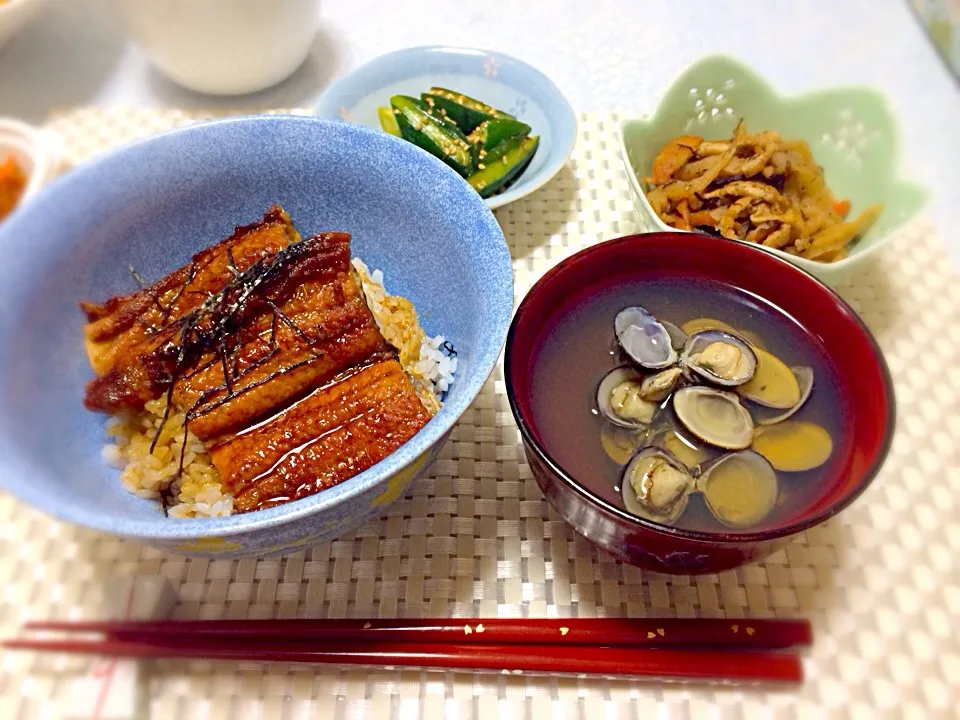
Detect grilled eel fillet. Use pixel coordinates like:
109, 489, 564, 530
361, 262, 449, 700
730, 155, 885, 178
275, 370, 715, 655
82, 205, 301, 410
81, 207, 434, 512
211, 356, 430, 512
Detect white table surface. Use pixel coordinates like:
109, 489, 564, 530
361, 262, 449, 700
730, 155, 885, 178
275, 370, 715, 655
1, 0, 958, 269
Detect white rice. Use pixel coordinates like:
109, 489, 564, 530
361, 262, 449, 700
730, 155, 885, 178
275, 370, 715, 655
102, 259, 456, 518
414, 334, 459, 397
352, 257, 458, 402
103, 400, 234, 519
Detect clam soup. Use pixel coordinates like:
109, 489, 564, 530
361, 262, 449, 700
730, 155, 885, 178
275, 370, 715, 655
529, 276, 848, 534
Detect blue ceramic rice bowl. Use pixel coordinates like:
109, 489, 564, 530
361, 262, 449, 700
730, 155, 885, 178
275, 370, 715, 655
0, 115, 513, 557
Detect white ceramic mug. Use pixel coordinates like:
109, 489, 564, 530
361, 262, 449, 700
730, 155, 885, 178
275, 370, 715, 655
112, 0, 321, 96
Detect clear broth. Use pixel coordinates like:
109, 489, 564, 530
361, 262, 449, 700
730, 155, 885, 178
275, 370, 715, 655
529, 276, 849, 534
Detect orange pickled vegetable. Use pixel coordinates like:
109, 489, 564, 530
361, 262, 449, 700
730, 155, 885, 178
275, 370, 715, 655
649, 136, 702, 185
689, 210, 718, 228
832, 199, 851, 217
675, 199, 692, 230
0, 155, 27, 222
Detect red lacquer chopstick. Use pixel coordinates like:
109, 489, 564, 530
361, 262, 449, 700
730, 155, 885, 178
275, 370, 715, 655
3, 636, 803, 685
23, 617, 812, 650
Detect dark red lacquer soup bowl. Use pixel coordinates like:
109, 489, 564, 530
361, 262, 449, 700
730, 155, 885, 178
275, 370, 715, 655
505, 232, 894, 574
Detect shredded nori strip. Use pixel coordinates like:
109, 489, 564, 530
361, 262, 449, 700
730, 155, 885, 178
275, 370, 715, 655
128, 265, 146, 288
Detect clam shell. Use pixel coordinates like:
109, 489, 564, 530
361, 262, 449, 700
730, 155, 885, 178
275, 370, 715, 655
639, 367, 682, 403
697, 450, 778, 528
660, 320, 689, 351
614, 306, 678, 370
672, 386, 754, 450
752, 420, 833, 471
758, 366, 814, 425
600, 424, 645, 466
681, 330, 757, 386
660, 427, 714, 468
597, 366, 659, 429
737, 347, 801, 409
680, 317, 739, 336
621, 447, 695, 524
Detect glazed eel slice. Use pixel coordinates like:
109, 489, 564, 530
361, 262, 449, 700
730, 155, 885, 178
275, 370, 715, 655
169, 232, 398, 441
210, 355, 432, 513
81, 206, 301, 411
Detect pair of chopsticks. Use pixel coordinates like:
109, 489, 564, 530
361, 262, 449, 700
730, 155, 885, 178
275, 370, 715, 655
5, 617, 811, 684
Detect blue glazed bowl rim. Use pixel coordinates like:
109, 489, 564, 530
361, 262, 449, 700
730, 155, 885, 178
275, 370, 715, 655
313, 44, 578, 210
0, 114, 514, 540
504, 231, 896, 545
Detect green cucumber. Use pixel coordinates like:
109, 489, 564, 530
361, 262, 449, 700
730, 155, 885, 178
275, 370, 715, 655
467, 118, 532, 153
415, 99, 481, 169
419, 95, 467, 135
423, 87, 514, 134
430, 87, 515, 119
467, 135, 539, 198
390, 95, 476, 177
484, 134, 528, 164
430, 109, 481, 170
378, 106, 401, 137
391, 95, 471, 144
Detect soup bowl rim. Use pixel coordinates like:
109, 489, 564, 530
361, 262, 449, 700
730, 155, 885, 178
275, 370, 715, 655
504, 231, 896, 545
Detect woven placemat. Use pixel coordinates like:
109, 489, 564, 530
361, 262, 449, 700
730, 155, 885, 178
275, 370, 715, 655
0, 109, 957, 719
